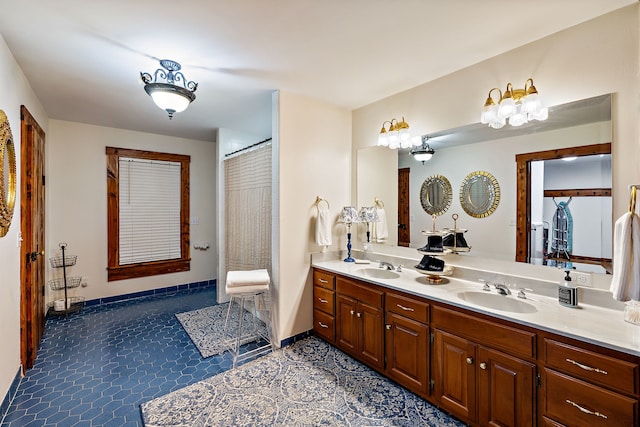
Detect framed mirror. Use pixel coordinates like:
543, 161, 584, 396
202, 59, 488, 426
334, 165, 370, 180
420, 175, 452, 216
0, 110, 16, 237
459, 171, 500, 218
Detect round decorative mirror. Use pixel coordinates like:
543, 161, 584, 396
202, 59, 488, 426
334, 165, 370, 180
0, 110, 16, 237
420, 175, 452, 216
459, 171, 500, 218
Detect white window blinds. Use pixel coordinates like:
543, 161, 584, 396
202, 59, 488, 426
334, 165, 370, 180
118, 157, 181, 265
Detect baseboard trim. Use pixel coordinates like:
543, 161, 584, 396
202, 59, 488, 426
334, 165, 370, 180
84, 279, 217, 307
279, 329, 313, 348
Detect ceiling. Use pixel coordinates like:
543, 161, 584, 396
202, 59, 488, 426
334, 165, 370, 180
0, 0, 634, 142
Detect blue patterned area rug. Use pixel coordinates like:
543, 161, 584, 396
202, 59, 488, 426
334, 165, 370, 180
175, 303, 268, 358
140, 336, 464, 426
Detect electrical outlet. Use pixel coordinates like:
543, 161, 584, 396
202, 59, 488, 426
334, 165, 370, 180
572, 271, 592, 287
81, 277, 89, 287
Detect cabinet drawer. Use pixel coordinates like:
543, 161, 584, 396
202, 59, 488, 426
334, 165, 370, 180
313, 285, 335, 315
313, 270, 335, 289
386, 292, 429, 323
432, 306, 535, 359
336, 277, 383, 307
313, 309, 335, 342
544, 368, 638, 427
544, 339, 638, 395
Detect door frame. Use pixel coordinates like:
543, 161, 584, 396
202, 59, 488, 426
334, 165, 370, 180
20, 105, 46, 371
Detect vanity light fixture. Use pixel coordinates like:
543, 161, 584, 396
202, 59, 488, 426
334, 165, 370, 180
480, 78, 548, 129
411, 136, 435, 164
338, 206, 360, 262
377, 117, 422, 149
140, 59, 198, 119
358, 206, 380, 243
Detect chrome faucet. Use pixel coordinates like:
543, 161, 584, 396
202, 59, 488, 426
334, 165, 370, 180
378, 261, 395, 270
494, 283, 511, 295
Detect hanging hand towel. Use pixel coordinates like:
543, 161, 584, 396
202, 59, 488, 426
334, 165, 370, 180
373, 207, 389, 243
610, 212, 640, 301
315, 204, 332, 246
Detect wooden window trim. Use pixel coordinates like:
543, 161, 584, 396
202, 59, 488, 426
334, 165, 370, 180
106, 147, 190, 281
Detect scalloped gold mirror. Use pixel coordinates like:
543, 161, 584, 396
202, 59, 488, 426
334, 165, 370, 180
459, 171, 500, 218
420, 174, 452, 216
0, 110, 16, 237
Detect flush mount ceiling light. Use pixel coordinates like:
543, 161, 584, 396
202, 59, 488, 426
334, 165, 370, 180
377, 117, 422, 149
411, 136, 435, 164
140, 59, 198, 119
480, 78, 548, 129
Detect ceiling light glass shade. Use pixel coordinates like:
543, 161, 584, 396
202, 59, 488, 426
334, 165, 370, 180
480, 103, 498, 125
529, 106, 548, 121
489, 117, 506, 129
377, 129, 389, 146
498, 96, 516, 119
521, 92, 541, 114
140, 59, 198, 119
562, 156, 577, 162
508, 109, 528, 127
410, 140, 435, 163
413, 151, 433, 162
338, 206, 360, 224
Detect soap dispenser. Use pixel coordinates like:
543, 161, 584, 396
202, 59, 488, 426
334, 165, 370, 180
558, 270, 578, 308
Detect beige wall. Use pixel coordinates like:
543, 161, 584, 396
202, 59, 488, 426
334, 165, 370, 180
275, 91, 351, 342
46, 120, 217, 303
352, 5, 640, 260
0, 35, 48, 407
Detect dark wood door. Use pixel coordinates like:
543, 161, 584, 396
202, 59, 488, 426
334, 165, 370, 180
478, 346, 536, 427
434, 329, 477, 422
385, 312, 429, 394
398, 167, 410, 247
20, 106, 46, 370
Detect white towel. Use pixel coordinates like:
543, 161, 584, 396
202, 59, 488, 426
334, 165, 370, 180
226, 269, 270, 294
610, 213, 640, 301
372, 207, 388, 243
315, 205, 332, 246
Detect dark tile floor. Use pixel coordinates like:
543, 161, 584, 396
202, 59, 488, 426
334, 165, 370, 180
1, 286, 229, 427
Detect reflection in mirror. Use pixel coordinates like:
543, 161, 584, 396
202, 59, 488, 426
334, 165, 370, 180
356, 94, 612, 275
459, 171, 500, 218
420, 175, 452, 216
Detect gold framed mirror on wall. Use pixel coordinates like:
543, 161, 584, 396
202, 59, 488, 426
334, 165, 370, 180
459, 171, 500, 218
420, 174, 452, 216
0, 110, 17, 237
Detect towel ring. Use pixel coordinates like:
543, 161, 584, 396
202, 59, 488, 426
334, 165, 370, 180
630, 186, 637, 214
315, 196, 329, 209
374, 198, 385, 208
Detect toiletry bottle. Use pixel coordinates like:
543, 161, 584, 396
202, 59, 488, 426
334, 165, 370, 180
558, 270, 578, 307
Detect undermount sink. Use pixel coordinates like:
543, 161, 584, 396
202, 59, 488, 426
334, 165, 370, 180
356, 268, 400, 280
457, 291, 537, 313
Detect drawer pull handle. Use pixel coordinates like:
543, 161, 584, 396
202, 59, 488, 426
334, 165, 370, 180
318, 298, 328, 304
397, 304, 415, 312
319, 278, 328, 283
565, 399, 608, 419
318, 322, 329, 329
565, 358, 608, 375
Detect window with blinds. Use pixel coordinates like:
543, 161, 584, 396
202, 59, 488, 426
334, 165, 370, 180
106, 147, 190, 281
118, 157, 181, 264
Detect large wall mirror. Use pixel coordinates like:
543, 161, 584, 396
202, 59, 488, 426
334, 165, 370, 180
357, 94, 612, 274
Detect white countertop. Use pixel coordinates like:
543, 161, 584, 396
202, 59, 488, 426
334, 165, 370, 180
312, 259, 640, 357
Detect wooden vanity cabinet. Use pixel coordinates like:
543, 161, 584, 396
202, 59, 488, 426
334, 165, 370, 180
312, 270, 336, 343
385, 291, 430, 396
541, 335, 639, 426
432, 306, 536, 426
335, 276, 385, 371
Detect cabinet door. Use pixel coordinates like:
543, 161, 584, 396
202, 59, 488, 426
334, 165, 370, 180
359, 300, 384, 370
336, 294, 358, 354
478, 346, 536, 427
386, 312, 429, 394
433, 329, 477, 422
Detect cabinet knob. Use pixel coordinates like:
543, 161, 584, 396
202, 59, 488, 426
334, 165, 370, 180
356, 312, 362, 318
466, 357, 474, 365
350, 310, 355, 315
479, 362, 487, 370
386, 324, 392, 330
